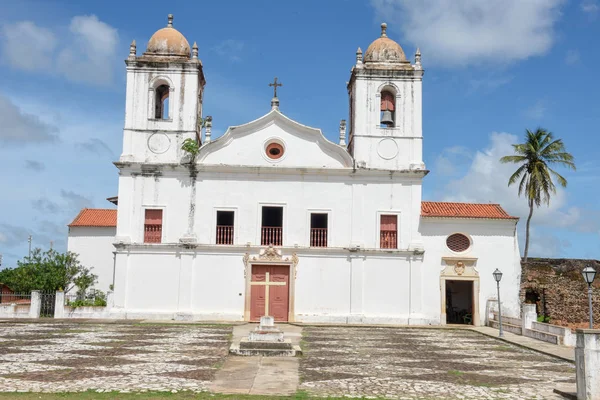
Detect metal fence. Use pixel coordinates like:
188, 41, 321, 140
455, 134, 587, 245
0, 292, 31, 305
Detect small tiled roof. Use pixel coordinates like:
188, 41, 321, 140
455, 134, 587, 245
421, 202, 518, 220
68, 208, 117, 227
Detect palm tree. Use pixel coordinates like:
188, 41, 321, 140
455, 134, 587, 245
500, 128, 575, 262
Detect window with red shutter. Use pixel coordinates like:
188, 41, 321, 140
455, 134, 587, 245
144, 209, 163, 243
380, 214, 398, 249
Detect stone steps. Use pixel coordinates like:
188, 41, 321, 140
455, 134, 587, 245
489, 318, 564, 345
489, 319, 522, 335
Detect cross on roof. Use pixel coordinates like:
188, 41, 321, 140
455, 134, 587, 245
269, 77, 282, 98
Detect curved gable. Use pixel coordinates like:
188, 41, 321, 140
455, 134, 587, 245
197, 110, 353, 168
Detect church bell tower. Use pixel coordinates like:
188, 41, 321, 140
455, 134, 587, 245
120, 14, 206, 163
347, 23, 424, 171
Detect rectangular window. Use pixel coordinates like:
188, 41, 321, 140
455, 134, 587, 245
380, 214, 397, 249
216, 210, 234, 245
144, 209, 163, 243
310, 213, 328, 247
261, 206, 283, 246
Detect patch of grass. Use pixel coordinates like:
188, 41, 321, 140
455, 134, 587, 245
447, 369, 464, 376
493, 345, 515, 352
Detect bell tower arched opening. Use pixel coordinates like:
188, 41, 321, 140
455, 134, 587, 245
154, 84, 170, 119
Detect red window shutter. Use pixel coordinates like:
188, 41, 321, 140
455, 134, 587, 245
380, 215, 398, 249
380, 215, 397, 231
144, 209, 163, 243
381, 92, 395, 111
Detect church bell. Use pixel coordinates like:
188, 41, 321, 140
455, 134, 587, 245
380, 110, 394, 126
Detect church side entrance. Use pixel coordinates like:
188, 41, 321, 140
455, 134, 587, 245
445, 280, 474, 325
250, 265, 290, 322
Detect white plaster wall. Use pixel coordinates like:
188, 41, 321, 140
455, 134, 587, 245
350, 72, 424, 170
122, 64, 201, 163
112, 248, 429, 323
67, 226, 116, 292
420, 218, 521, 325
201, 120, 348, 168
115, 169, 422, 250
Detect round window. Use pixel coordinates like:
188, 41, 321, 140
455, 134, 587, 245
266, 143, 284, 159
446, 233, 471, 253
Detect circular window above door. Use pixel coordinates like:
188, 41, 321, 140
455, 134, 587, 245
446, 233, 471, 253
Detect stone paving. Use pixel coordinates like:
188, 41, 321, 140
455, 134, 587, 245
0, 322, 231, 393
299, 326, 576, 400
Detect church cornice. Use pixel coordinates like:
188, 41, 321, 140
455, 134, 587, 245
113, 161, 429, 178
113, 242, 424, 258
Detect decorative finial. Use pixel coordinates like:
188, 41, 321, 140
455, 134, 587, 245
339, 119, 347, 146
192, 42, 198, 59
271, 96, 280, 110
415, 47, 422, 69
204, 116, 212, 143
167, 14, 174, 28
381, 23, 387, 38
356, 47, 363, 65
128, 40, 137, 59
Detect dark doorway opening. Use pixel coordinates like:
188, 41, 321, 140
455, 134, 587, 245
445, 280, 473, 325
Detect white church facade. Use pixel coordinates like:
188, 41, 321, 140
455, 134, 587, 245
67, 16, 522, 325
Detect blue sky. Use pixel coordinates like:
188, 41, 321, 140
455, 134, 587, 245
1, 0, 599, 268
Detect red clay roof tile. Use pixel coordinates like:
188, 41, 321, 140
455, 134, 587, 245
68, 208, 117, 227
421, 201, 518, 220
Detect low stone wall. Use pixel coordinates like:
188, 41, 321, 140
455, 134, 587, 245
521, 258, 600, 329
64, 306, 111, 318
0, 303, 31, 318
0, 291, 40, 319
54, 291, 114, 319
489, 304, 577, 347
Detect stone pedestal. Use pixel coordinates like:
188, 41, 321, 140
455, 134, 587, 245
576, 329, 600, 400
248, 316, 284, 342
230, 316, 301, 357
522, 303, 537, 331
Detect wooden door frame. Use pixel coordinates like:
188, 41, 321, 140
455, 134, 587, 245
440, 257, 479, 326
243, 246, 298, 322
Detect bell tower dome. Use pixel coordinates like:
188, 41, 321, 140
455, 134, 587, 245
120, 14, 206, 164
347, 23, 424, 171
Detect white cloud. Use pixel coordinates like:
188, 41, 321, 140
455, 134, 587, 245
581, 0, 600, 14
468, 75, 513, 92
212, 39, 244, 62
1, 21, 56, 71
75, 138, 114, 156
0, 94, 59, 145
1, 15, 119, 86
441, 132, 582, 230
434, 146, 471, 176
370, 0, 564, 66
524, 100, 547, 120
56, 15, 119, 85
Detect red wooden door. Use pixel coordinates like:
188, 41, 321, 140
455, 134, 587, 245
250, 265, 289, 322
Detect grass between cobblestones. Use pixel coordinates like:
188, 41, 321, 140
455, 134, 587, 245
0, 391, 372, 400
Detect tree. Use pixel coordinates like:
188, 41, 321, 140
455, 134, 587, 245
0, 248, 97, 293
500, 128, 575, 261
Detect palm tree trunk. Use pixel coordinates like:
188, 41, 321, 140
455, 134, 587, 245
523, 199, 534, 262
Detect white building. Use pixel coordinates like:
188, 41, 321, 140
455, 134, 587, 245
68, 16, 521, 325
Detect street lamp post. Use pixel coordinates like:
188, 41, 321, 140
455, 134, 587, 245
493, 268, 504, 337
582, 266, 597, 329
